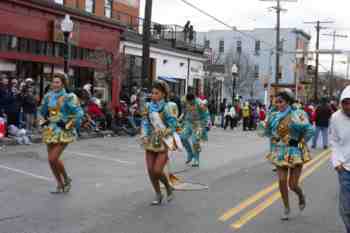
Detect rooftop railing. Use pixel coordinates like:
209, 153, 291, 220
113, 11, 204, 54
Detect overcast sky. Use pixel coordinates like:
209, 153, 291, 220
139, 0, 350, 76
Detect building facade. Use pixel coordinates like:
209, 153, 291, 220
0, 0, 143, 107
120, 37, 206, 101
117, 13, 206, 101
0, 0, 206, 107
50, 0, 140, 21
198, 28, 311, 103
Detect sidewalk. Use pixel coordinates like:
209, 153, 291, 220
0, 130, 115, 146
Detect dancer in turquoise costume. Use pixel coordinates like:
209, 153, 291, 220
141, 80, 178, 205
180, 93, 209, 168
262, 90, 314, 220
39, 73, 83, 194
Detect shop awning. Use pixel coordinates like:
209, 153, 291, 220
158, 76, 179, 83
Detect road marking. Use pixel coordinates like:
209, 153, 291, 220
219, 149, 330, 222
231, 153, 331, 229
69, 151, 136, 165
0, 164, 52, 181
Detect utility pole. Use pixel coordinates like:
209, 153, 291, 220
141, 0, 153, 91
260, 0, 297, 94
304, 20, 333, 101
322, 30, 347, 97
275, 0, 281, 86
347, 55, 350, 80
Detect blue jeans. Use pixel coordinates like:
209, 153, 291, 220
338, 170, 350, 233
127, 116, 137, 129
181, 126, 200, 163
312, 126, 328, 148
220, 112, 225, 128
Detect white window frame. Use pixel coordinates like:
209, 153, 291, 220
85, 0, 95, 14
105, 0, 113, 18
255, 40, 261, 56
219, 40, 224, 53
54, 0, 64, 4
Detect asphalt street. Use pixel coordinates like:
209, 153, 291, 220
0, 128, 344, 233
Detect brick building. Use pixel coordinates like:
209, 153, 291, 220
0, 0, 140, 107
49, 0, 139, 23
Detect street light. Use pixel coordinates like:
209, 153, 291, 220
322, 85, 327, 96
60, 14, 74, 76
231, 64, 239, 104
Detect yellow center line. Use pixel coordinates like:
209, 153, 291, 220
219, 149, 330, 222
231, 153, 331, 230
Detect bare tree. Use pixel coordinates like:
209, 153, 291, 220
88, 48, 127, 101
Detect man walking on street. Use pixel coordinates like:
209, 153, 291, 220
312, 97, 333, 149
330, 85, 350, 233
219, 99, 227, 128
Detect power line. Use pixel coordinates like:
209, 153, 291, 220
260, 0, 298, 87
304, 20, 334, 100
322, 30, 348, 96
178, 0, 278, 50
177, 0, 335, 86
177, 0, 320, 60
178, 0, 236, 31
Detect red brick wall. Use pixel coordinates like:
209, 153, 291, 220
0, 1, 121, 54
60, 0, 140, 23
114, 2, 139, 18
2, 0, 124, 107
76, 0, 85, 9
94, 0, 105, 17
64, 0, 76, 8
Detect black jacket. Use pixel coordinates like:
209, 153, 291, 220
315, 104, 333, 127
19, 94, 37, 114
0, 87, 20, 114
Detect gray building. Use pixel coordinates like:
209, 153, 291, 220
198, 28, 311, 103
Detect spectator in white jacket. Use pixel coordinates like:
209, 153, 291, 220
330, 85, 350, 233
224, 104, 236, 130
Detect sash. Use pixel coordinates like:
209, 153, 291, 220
148, 109, 183, 151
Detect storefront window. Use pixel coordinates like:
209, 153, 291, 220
0, 35, 18, 52
83, 48, 90, 60
167, 80, 186, 96
34, 40, 42, 55
71, 45, 77, 60
46, 42, 54, 57
18, 38, 28, 53
79, 48, 84, 60
121, 54, 143, 99
106, 53, 113, 66
28, 39, 36, 54
53, 43, 64, 57
9, 36, 18, 51
0, 35, 6, 51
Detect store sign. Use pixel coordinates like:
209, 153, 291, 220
206, 64, 225, 74
0, 60, 15, 71
53, 20, 80, 46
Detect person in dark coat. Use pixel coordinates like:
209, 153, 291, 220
0, 77, 21, 126
219, 98, 227, 128
208, 100, 217, 126
19, 86, 37, 132
0, 75, 9, 117
312, 97, 333, 149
